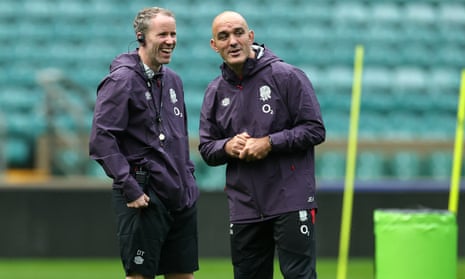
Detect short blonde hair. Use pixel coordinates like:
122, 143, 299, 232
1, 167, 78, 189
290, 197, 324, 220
133, 7, 175, 35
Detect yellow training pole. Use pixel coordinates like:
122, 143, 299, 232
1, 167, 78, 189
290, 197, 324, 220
448, 69, 465, 214
336, 45, 364, 279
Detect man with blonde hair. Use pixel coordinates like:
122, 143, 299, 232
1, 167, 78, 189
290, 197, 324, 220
90, 7, 199, 279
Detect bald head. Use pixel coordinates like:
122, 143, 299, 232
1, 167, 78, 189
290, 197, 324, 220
211, 11, 249, 38
210, 11, 255, 76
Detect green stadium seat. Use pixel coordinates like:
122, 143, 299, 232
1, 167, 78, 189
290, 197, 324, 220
73, 63, 109, 90
362, 91, 396, 113
357, 151, 386, 180
23, 0, 55, 17
294, 42, 332, 67
90, 0, 130, 17
4, 63, 36, 88
333, 2, 370, 25
436, 45, 465, 68
363, 66, 393, 91
5, 137, 32, 167
323, 111, 350, 139
382, 111, 421, 140
6, 112, 46, 138
431, 93, 459, 114
0, 13, 14, 40
316, 151, 346, 180
294, 2, 332, 24
427, 151, 453, 180
0, 0, 17, 17
438, 24, 465, 45
428, 67, 461, 94
359, 110, 392, 138
0, 68, 6, 88
438, 3, 465, 25
366, 23, 403, 49
301, 23, 333, 44
422, 113, 456, 140
370, 3, 402, 24
402, 24, 438, 44
55, 149, 82, 175
392, 67, 427, 94
323, 66, 354, 92
404, 3, 437, 25
234, 2, 269, 22
16, 18, 53, 42
319, 90, 351, 112
400, 43, 434, 67
330, 40, 363, 65
405, 92, 436, 113
0, 87, 43, 113
390, 151, 422, 180
364, 42, 402, 66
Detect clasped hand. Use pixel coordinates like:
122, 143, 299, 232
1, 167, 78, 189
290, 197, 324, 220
225, 132, 271, 162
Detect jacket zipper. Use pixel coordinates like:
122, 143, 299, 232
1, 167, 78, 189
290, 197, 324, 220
237, 79, 264, 220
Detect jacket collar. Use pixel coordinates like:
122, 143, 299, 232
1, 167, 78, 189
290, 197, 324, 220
220, 43, 266, 85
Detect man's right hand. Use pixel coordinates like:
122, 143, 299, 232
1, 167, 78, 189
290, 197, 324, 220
127, 194, 150, 208
225, 132, 250, 158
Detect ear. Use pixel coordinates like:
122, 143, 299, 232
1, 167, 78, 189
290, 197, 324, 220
210, 38, 218, 52
248, 30, 255, 43
137, 32, 145, 45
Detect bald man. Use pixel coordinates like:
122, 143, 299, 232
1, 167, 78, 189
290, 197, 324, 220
199, 11, 326, 279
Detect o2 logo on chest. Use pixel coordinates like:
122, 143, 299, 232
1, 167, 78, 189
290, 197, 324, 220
169, 88, 183, 118
173, 106, 183, 118
262, 104, 273, 114
259, 85, 273, 114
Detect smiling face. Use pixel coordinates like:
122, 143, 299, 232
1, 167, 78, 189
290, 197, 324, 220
210, 11, 255, 76
139, 14, 176, 71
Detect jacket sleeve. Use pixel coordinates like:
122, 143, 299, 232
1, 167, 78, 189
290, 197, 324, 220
89, 77, 143, 202
198, 85, 231, 166
269, 67, 326, 152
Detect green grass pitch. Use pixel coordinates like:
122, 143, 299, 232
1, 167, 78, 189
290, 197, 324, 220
0, 258, 463, 278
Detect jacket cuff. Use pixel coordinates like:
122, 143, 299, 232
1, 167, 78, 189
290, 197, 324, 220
122, 177, 144, 202
269, 133, 281, 151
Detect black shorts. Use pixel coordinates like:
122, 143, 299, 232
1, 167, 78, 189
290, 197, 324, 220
112, 188, 198, 278
230, 209, 317, 279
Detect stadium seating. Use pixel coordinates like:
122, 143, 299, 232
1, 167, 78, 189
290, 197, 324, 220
390, 151, 423, 180
357, 151, 386, 180
0, 0, 463, 187
428, 151, 453, 180
316, 151, 346, 180
4, 136, 33, 168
